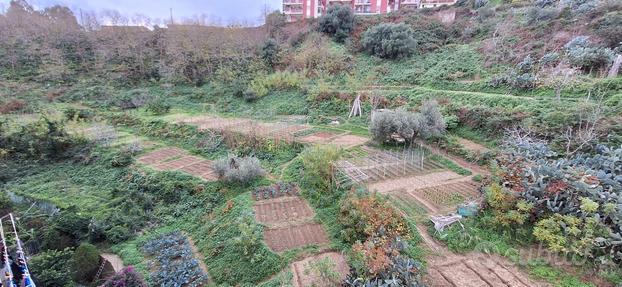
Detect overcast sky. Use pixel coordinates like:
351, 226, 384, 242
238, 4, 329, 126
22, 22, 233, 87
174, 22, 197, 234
0, 0, 282, 26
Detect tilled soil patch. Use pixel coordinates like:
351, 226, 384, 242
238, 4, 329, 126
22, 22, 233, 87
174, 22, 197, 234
254, 196, 315, 227
425, 253, 547, 287
254, 196, 330, 252
137, 148, 216, 181
264, 224, 329, 252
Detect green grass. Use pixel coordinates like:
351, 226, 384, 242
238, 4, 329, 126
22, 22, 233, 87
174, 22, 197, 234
527, 261, 596, 287
194, 193, 284, 285
429, 153, 472, 176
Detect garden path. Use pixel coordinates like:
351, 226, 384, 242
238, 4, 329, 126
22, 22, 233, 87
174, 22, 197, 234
101, 253, 124, 273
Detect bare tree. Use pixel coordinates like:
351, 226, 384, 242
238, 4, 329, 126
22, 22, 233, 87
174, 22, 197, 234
562, 96, 604, 157
542, 61, 579, 102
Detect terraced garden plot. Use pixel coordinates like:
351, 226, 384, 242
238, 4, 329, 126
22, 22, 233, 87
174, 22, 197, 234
387, 179, 481, 214
263, 224, 329, 252
137, 148, 217, 181
177, 115, 310, 142
152, 155, 204, 170
253, 196, 314, 226
298, 130, 369, 148
368, 171, 463, 194
180, 161, 218, 181
136, 147, 186, 165
336, 147, 446, 185
291, 252, 349, 287
424, 254, 542, 287
416, 181, 480, 208
253, 195, 330, 252
298, 131, 341, 143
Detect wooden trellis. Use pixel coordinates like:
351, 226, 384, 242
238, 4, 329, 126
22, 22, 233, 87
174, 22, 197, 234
334, 146, 444, 184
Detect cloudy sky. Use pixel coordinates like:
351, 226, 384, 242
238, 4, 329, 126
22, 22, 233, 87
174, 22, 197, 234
0, 0, 282, 26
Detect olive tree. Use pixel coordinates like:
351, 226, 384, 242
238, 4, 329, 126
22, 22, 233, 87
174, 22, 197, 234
360, 23, 416, 59
318, 4, 355, 43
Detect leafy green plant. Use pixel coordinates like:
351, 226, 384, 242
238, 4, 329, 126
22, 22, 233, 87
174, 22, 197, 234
318, 4, 355, 43
361, 23, 416, 59
71, 243, 101, 284
145, 98, 171, 115
30, 248, 75, 287
102, 266, 147, 287
300, 145, 342, 192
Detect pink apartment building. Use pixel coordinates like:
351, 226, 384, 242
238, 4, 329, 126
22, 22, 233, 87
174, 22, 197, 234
283, 0, 456, 22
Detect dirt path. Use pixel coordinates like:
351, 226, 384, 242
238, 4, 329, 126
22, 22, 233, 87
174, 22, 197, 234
101, 253, 124, 273
184, 234, 210, 276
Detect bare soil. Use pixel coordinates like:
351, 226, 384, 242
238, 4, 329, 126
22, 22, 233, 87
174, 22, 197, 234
178, 115, 310, 142
368, 171, 463, 194
329, 134, 369, 148
291, 252, 349, 287
101, 253, 124, 273
254, 196, 315, 227
425, 252, 548, 287
137, 148, 216, 181
254, 196, 330, 252
458, 138, 491, 154
137, 147, 186, 165
264, 224, 330, 252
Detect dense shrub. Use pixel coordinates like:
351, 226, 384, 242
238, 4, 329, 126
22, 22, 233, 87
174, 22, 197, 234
248, 72, 303, 100
370, 109, 419, 143
561, 0, 598, 15
102, 266, 147, 287
116, 89, 148, 110
318, 4, 355, 43
145, 98, 171, 115
490, 138, 622, 267
539, 52, 560, 67
360, 23, 416, 59
370, 100, 445, 143
525, 6, 559, 25
291, 33, 352, 77
64, 107, 93, 121
30, 248, 75, 287
214, 155, 265, 184
0, 117, 86, 160
259, 38, 280, 69
300, 145, 342, 192
71, 243, 101, 283
340, 191, 424, 286
564, 36, 615, 72
593, 11, 622, 48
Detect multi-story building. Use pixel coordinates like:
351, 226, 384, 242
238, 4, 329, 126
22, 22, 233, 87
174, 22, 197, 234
284, 0, 456, 22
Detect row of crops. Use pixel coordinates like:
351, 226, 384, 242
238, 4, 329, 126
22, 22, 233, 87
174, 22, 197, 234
142, 232, 209, 287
